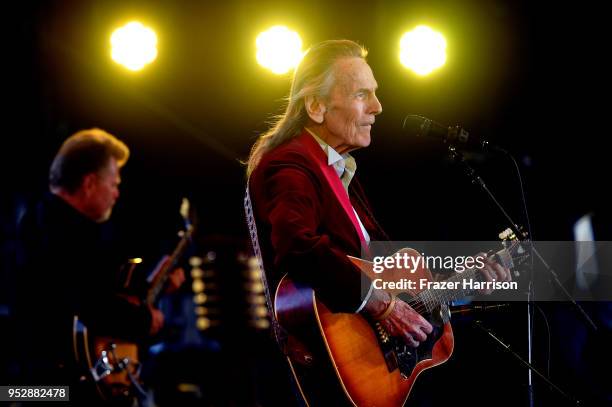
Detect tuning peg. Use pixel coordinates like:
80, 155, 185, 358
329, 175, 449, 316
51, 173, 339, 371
498, 228, 513, 240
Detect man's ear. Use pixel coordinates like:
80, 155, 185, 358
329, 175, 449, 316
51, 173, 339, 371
305, 95, 327, 124
81, 173, 97, 197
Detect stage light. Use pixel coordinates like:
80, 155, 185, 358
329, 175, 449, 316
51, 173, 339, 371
256, 25, 303, 74
111, 21, 158, 71
400, 25, 447, 76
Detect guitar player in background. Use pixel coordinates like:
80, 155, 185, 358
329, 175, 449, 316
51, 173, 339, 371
13, 128, 185, 402
245, 39, 512, 406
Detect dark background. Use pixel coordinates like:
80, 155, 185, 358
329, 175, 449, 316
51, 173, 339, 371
1, 0, 609, 406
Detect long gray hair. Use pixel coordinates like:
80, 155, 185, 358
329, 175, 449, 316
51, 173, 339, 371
246, 40, 367, 177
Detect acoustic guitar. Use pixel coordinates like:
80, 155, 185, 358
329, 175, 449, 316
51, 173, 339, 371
274, 229, 529, 406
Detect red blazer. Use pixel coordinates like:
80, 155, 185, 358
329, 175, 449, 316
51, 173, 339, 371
249, 130, 386, 313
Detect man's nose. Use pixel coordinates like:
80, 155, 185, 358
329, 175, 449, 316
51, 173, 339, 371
370, 94, 382, 115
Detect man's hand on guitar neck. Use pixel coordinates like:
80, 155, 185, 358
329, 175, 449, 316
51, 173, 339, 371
165, 267, 186, 294
153, 255, 187, 295
476, 252, 512, 295
148, 304, 165, 336
363, 290, 433, 348
146, 257, 186, 336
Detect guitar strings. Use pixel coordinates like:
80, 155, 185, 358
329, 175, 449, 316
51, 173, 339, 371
398, 240, 526, 316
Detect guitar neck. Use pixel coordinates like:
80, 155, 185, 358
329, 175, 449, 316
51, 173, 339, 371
418, 268, 482, 311
146, 227, 192, 305
417, 247, 516, 312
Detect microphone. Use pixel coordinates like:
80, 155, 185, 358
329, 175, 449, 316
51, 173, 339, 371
402, 114, 499, 151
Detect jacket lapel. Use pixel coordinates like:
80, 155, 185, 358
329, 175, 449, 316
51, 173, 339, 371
299, 132, 367, 245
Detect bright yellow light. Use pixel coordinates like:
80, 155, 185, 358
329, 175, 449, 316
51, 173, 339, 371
256, 26, 303, 74
400, 25, 447, 76
111, 21, 158, 71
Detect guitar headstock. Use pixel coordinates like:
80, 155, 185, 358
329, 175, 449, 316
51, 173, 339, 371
179, 197, 197, 232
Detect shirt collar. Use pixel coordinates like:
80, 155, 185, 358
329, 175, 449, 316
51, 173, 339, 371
305, 128, 357, 191
305, 127, 350, 166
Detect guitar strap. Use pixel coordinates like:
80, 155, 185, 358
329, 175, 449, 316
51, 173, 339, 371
244, 182, 288, 351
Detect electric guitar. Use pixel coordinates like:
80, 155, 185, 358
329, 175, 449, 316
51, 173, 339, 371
72, 198, 195, 401
274, 229, 529, 407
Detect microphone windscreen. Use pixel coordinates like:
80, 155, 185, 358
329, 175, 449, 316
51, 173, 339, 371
402, 114, 429, 137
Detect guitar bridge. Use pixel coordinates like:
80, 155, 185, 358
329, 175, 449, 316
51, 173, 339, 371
90, 350, 113, 382
374, 322, 399, 373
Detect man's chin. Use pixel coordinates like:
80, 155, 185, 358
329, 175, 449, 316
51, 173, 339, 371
96, 209, 113, 223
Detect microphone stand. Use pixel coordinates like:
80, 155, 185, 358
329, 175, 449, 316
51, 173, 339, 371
447, 145, 596, 406
472, 319, 580, 405
447, 146, 597, 330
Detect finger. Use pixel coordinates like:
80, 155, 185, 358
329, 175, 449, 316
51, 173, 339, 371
414, 311, 432, 329
480, 266, 493, 282
421, 320, 434, 335
400, 302, 427, 324
496, 267, 508, 282
418, 326, 432, 341
492, 264, 509, 281
484, 266, 496, 282
404, 333, 419, 347
412, 328, 427, 342
501, 266, 511, 281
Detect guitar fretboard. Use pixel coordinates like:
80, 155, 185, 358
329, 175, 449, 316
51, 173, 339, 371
416, 246, 518, 313
147, 226, 193, 305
